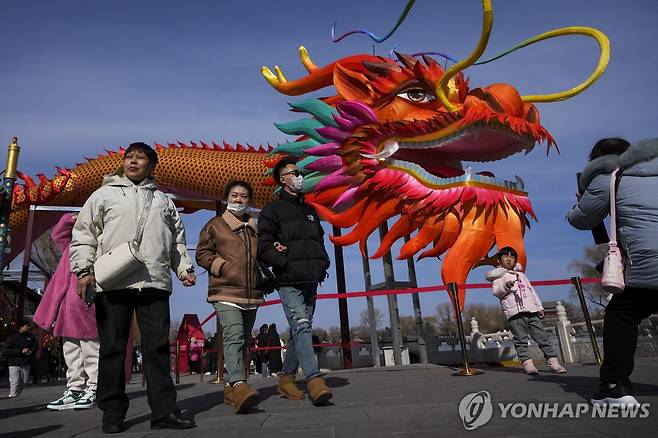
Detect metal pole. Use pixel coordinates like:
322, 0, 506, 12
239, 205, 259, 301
571, 277, 603, 365
332, 226, 352, 369
210, 314, 223, 384
17, 206, 35, 321
361, 240, 380, 367
0, 137, 20, 269
379, 223, 403, 366
403, 235, 428, 364
175, 341, 181, 384
244, 340, 250, 379
200, 347, 205, 382
448, 282, 482, 376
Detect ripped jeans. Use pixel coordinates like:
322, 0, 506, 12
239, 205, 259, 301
278, 284, 320, 380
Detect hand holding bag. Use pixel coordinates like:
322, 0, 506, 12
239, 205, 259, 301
94, 190, 154, 290
601, 168, 625, 294
234, 223, 278, 295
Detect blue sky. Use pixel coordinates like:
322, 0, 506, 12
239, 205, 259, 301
2, 1, 657, 333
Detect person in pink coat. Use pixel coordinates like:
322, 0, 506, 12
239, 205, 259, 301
33, 213, 100, 410
485, 246, 566, 375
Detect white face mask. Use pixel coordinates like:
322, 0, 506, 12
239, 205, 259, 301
227, 202, 248, 215
291, 175, 304, 192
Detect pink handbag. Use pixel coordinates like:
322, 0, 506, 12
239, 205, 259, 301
601, 168, 625, 294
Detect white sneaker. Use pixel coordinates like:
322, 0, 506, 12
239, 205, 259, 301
73, 390, 96, 410
47, 389, 83, 410
547, 357, 567, 373
522, 359, 539, 375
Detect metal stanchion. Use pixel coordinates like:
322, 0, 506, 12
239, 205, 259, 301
571, 276, 603, 365
210, 314, 224, 384
175, 341, 181, 384
200, 350, 205, 382
244, 342, 250, 378
448, 283, 483, 376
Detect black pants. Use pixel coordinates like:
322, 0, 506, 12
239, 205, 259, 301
601, 286, 658, 385
95, 291, 178, 422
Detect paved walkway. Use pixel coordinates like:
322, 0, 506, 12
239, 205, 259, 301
1, 358, 657, 437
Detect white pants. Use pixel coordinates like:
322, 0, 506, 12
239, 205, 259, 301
8, 364, 30, 397
62, 338, 100, 392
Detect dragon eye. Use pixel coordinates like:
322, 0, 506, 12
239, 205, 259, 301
397, 87, 434, 103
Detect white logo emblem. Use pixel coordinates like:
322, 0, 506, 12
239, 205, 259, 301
307, 214, 315, 221
459, 391, 493, 430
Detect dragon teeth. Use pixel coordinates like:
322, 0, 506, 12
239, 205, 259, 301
385, 158, 524, 192
361, 140, 399, 160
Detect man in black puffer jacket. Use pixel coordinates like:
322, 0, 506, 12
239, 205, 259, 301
258, 157, 332, 406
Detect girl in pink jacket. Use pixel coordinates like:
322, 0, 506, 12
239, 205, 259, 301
33, 213, 99, 410
486, 247, 566, 375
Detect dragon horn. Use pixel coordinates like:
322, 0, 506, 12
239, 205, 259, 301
299, 46, 318, 72
519, 27, 609, 103
435, 0, 493, 112
262, 50, 381, 96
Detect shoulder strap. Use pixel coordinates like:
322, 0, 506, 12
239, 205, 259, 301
133, 190, 154, 247
609, 168, 620, 243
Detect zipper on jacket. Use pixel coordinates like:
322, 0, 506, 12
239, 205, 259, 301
239, 225, 252, 302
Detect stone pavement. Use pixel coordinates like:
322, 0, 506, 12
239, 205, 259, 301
1, 358, 657, 437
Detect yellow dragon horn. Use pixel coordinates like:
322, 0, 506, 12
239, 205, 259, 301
436, 0, 493, 112
519, 27, 610, 103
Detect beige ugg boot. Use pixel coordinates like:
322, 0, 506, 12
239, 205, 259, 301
522, 359, 539, 375
307, 376, 333, 406
225, 382, 260, 414
277, 373, 304, 400
223, 384, 233, 405
547, 357, 567, 373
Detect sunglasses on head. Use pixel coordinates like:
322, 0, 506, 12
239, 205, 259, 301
281, 170, 302, 177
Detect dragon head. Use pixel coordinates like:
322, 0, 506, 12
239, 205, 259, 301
262, 2, 608, 306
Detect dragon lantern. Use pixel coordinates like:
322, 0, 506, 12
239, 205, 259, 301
261, 0, 609, 306
8, 0, 609, 308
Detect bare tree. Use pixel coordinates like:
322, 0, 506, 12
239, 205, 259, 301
399, 315, 439, 337
568, 244, 609, 308
435, 303, 457, 336
463, 303, 508, 332
327, 326, 342, 343
359, 308, 383, 330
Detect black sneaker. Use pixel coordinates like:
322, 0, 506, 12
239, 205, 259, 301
591, 382, 639, 406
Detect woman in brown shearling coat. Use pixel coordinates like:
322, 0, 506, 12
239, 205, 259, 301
196, 180, 264, 414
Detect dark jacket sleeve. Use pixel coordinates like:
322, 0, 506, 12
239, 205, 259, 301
5, 334, 21, 357
315, 211, 331, 270
257, 204, 288, 270
28, 335, 37, 351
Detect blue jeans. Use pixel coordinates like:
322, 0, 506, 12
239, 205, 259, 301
278, 284, 320, 380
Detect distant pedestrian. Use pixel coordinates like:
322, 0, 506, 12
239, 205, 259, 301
267, 324, 283, 376
6, 320, 37, 397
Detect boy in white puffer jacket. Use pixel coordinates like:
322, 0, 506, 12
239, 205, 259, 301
486, 247, 566, 375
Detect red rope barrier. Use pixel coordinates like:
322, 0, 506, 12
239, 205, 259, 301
197, 276, 601, 328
